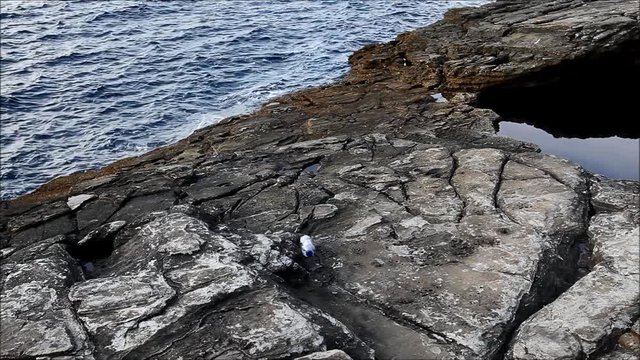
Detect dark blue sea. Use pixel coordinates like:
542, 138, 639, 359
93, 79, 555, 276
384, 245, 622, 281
1, 0, 489, 200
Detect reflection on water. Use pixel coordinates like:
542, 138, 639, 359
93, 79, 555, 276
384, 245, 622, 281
498, 121, 639, 180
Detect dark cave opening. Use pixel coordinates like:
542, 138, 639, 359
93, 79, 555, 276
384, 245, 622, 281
66, 233, 117, 278
478, 39, 640, 139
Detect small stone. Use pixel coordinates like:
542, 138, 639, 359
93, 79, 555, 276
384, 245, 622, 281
313, 204, 338, 220
338, 164, 364, 175
67, 194, 96, 211
158, 232, 204, 255
390, 139, 417, 148
619, 332, 640, 352
431, 93, 448, 103
345, 214, 382, 238
256, 169, 277, 179
399, 216, 428, 229
0, 247, 16, 259
449, 92, 477, 104
366, 133, 387, 143
372, 258, 385, 267
277, 176, 294, 185
169, 204, 196, 215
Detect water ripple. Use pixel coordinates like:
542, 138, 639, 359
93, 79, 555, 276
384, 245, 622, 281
0, 0, 489, 199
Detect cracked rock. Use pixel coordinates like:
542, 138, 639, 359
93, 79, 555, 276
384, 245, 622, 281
0, 0, 638, 358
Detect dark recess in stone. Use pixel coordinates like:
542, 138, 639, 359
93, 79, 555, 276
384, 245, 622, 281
478, 39, 640, 139
492, 233, 592, 360
67, 236, 115, 263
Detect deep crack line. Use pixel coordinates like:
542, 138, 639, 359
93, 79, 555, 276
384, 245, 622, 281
492, 156, 508, 210
226, 180, 276, 219
512, 159, 575, 193
277, 188, 301, 222
336, 171, 416, 217
492, 156, 521, 225
192, 178, 266, 206
448, 151, 466, 223
302, 281, 467, 348
333, 284, 476, 351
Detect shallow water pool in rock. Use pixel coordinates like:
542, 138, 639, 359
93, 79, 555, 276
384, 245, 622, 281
498, 121, 639, 181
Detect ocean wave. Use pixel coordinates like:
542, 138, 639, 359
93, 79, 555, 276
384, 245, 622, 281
0, 0, 490, 200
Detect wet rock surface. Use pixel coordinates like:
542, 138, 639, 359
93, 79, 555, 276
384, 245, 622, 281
1, 0, 638, 359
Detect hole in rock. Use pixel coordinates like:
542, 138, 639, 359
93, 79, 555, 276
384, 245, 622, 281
67, 235, 115, 267
477, 40, 639, 180
66, 237, 115, 279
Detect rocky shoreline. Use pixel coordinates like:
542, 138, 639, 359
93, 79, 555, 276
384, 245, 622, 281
1, 0, 639, 359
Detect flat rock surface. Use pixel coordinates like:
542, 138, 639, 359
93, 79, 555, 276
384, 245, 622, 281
1, 0, 638, 359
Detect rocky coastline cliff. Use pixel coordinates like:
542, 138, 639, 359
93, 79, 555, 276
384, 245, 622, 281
1, 0, 639, 359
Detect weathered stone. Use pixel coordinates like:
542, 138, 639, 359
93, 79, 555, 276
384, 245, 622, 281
68, 271, 177, 355
344, 213, 382, 238
349, 0, 639, 93
75, 192, 127, 232
597, 349, 640, 360
600, 323, 640, 359
499, 159, 587, 234
403, 148, 463, 223
184, 168, 256, 201
0, 0, 637, 358
507, 177, 640, 359
10, 214, 76, 249
1, 241, 92, 358
507, 266, 639, 359
63, 213, 371, 359
633, 320, 640, 336
108, 191, 176, 223
6, 201, 70, 233
295, 349, 353, 360
77, 220, 126, 246
452, 148, 505, 216
313, 204, 339, 220
97, 213, 221, 274
70, 174, 118, 194
228, 185, 298, 232
67, 194, 96, 211
132, 287, 373, 360
618, 331, 640, 353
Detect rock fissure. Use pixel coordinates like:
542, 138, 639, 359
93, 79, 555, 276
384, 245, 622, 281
102, 192, 135, 223
191, 178, 264, 206
492, 157, 522, 225
492, 157, 508, 211
448, 152, 466, 223
492, 178, 596, 359
227, 181, 276, 219
277, 188, 301, 222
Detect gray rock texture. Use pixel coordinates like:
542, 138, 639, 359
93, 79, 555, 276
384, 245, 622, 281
1, 0, 638, 359
508, 178, 640, 360
295, 349, 354, 360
